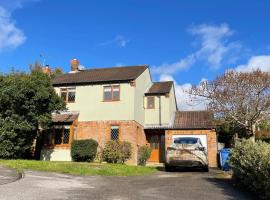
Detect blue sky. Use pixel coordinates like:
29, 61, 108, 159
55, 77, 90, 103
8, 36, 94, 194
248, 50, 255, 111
1, 0, 270, 109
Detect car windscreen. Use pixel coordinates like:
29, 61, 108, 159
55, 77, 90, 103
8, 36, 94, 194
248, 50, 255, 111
174, 137, 198, 144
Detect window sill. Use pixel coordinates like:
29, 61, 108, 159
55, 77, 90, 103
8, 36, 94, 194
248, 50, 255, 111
102, 100, 120, 102
43, 144, 71, 149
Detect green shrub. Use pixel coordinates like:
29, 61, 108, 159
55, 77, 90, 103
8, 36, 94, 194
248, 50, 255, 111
102, 140, 132, 164
71, 139, 98, 162
230, 139, 270, 199
138, 145, 151, 166
119, 141, 132, 164
102, 140, 120, 163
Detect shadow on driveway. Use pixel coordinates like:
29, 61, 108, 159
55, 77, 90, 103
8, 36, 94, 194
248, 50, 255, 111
204, 175, 257, 200
156, 166, 256, 200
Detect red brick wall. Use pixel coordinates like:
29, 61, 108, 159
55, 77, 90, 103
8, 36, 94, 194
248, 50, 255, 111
165, 129, 218, 167
76, 120, 146, 164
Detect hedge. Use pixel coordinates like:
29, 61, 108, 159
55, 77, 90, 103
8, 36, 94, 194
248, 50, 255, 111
230, 139, 270, 199
71, 139, 98, 162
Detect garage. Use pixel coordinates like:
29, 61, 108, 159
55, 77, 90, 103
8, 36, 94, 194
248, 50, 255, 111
165, 111, 218, 167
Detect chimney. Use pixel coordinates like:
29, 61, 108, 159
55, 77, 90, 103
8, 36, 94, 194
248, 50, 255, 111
70, 58, 79, 72
42, 65, 51, 74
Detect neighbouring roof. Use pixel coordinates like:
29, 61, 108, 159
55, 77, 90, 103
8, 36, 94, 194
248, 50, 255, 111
52, 112, 79, 123
173, 111, 214, 129
145, 81, 173, 95
52, 65, 148, 85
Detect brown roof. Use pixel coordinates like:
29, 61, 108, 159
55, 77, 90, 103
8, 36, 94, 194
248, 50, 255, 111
145, 81, 173, 95
52, 112, 79, 123
173, 111, 214, 129
52, 65, 148, 85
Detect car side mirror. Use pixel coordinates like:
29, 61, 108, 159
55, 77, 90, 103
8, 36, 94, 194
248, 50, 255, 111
199, 147, 205, 151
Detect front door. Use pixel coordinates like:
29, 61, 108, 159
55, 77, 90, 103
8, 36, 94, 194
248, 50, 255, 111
149, 134, 160, 162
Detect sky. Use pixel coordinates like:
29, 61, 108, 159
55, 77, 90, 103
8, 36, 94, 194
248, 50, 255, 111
0, 0, 270, 110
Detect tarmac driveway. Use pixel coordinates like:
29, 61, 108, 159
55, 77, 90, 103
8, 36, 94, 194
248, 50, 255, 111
0, 169, 254, 200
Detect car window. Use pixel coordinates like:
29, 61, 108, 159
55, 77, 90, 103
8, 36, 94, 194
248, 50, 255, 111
174, 137, 198, 144
198, 139, 203, 146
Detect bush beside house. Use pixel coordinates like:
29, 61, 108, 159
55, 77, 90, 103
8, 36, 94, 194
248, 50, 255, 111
0, 70, 65, 159
137, 146, 151, 166
71, 139, 98, 162
230, 139, 270, 199
119, 141, 132, 164
102, 140, 132, 164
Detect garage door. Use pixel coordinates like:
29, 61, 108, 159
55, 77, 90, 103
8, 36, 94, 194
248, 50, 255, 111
172, 134, 208, 151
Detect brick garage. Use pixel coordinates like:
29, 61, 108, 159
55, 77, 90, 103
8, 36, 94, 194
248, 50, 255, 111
170, 111, 217, 167
165, 129, 217, 167
76, 120, 146, 164
165, 111, 218, 167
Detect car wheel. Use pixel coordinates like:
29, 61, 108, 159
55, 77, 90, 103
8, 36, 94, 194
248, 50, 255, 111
165, 164, 173, 172
203, 166, 209, 172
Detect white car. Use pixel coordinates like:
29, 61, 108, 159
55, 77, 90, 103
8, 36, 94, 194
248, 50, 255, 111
165, 137, 209, 171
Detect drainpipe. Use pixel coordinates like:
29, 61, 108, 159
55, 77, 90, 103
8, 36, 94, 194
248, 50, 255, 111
159, 96, 161, 126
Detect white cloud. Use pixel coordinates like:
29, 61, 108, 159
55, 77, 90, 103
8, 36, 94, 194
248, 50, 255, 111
0, 6, 26, 52
99, 35, 129, 48
115, 63, 125, 67
0, 0, 39, 52
153, 23, 241, 75
152, 54, 195, 74
189, 23, 238, 68
235, 55, 270, 72
160, 74, 207, 111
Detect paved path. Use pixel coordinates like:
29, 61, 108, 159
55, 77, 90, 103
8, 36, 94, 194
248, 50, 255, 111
0, 169, 255, 200
0, 165, 21, 185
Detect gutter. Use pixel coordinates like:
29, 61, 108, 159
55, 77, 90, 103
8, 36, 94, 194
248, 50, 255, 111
159, 96, 161, 126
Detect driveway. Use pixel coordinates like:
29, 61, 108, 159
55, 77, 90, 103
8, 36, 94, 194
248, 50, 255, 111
0, 169, 254, 200
0, 165, 21, 185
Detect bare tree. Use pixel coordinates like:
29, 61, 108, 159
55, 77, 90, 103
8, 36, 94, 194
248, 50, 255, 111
190, 69, 270, 141
29, 62, 63, 78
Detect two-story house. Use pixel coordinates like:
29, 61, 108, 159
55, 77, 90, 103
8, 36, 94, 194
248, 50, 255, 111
40, 59, 217, 167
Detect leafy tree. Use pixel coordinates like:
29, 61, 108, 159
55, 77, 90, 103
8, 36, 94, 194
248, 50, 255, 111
257, 120, 270, 142
0, 70, 65, 158
216, 121, 247, 146
190, 69, 270, 141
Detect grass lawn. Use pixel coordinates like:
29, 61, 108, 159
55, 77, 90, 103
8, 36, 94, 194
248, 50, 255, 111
0, 159, 158, 176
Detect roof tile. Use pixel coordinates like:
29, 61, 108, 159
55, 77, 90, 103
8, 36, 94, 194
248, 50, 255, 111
53, 65, 148, 85
173, 111, 214, 129
145, 81, 173, 95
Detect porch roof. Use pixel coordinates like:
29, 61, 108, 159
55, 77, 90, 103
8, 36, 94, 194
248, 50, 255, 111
52, 112, 79, 123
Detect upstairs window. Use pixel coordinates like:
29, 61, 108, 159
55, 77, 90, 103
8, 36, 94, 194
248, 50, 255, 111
147, 96, 155, 109
60, 88, 76, 103
103, 85, 120, 101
